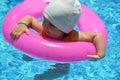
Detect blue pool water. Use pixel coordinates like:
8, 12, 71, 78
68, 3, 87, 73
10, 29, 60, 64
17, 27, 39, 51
0, 0, 120, 80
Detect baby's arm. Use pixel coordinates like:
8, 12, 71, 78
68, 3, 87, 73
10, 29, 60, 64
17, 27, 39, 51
74, 31, 106, 59
10, 15, 42, 40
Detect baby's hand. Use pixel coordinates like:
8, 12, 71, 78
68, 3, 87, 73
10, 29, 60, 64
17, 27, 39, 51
88, 55, 100, 59
10, 24, 29, 40
87, 54, 104, 61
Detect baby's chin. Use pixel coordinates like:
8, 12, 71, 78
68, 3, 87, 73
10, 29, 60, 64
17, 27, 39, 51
46, 33, 56, 39
47, 35, 62, 40
45, 32, 63, 40
47, 35, 58, 40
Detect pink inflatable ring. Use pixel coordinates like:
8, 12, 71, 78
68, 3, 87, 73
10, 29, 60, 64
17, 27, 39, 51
2, 0, 108, 62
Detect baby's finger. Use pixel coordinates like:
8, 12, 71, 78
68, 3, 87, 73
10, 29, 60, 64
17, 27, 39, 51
10, 31, 16, 40
15, 32, 23, 40
87, 55, 100, 59
11, 34, 15, 40
87, 55, 100, 61
25, 29, 30, 35
12, 30, 21, 40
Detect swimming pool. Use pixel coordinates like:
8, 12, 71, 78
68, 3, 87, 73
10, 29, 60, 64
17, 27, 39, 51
0, 0, 120, 80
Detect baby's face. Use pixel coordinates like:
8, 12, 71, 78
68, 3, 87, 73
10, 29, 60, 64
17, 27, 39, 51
42, 17, 65, 40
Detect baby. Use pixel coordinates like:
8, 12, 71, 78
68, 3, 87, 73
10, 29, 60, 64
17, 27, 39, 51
10, 0, 106, 60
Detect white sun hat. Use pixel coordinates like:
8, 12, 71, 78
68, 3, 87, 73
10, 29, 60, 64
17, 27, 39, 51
43, 0, 82, 33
